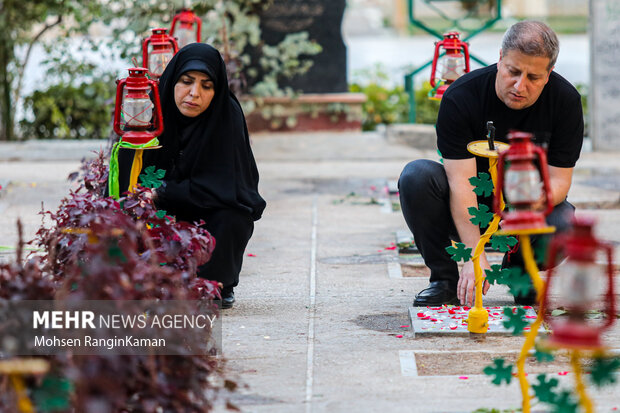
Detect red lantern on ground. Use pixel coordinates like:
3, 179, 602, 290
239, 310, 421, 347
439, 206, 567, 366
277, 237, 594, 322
542, 216, 615, 349
494, 131, 554, 232
113, 67, 163, 145
429, 31, 470, 100
142, 28, 179, 80
170, 8, 202, 49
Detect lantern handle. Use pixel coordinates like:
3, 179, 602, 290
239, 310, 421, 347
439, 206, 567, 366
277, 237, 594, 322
142, 37, 151, 70
429, 39, 443, 88
462, 41, 470, 73
493, 148, 506, 215
113, 78, 127, 137
194, 15, 202, 43
170, 14, 179, 36
533, 145, 554, 216
602, 243, 616, 329
149, 79, 164, 137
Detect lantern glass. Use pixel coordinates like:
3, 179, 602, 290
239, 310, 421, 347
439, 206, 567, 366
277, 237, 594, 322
504, 168, 543, 205
122, 96, 153, 128
555, 260, 608, 308
149, 49, 174, 77
439, 54, 465, 81
175, 27, 195, 49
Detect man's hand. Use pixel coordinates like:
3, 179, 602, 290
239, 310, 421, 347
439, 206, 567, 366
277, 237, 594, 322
457, 256, 491, 306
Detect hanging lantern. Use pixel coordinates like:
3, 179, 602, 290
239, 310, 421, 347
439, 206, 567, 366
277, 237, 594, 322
429, 31, 470, 100
113, 67, 163, 145
142, 28, 179, 80
542, 216, 615, 349
170, 8, 202, 49
493, 131, 554, 232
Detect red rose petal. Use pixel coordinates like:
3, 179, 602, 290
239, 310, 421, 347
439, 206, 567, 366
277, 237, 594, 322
450, 325, 458, 330
458, 376, 468, 380
384, 246, 397, 250
558, 371, 569, 376
417, 312, 425, 317
395, 334, 403, 338
400, 325, 410, 328
247, 253, 256, 257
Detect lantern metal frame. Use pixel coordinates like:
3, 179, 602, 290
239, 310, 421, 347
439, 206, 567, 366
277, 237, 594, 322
170, 8, 202, 46
541, 216, 616, 350
142, 28, 179, 79
113, 67, 164, 145
429, 31, 470, 100
493, 131, 554, 234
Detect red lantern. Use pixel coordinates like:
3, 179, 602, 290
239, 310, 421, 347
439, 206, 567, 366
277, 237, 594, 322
542, 216, 615, 349
170, 8, 202, 49
113, 67, 163, 145
494, 131, 554, 232
429, 32, 470, 100
142, 28, 179, 80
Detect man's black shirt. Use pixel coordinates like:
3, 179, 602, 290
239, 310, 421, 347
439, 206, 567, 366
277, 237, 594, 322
436, 64, 584, 174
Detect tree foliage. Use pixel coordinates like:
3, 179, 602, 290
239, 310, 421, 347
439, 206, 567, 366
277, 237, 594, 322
7, 0, 322, 140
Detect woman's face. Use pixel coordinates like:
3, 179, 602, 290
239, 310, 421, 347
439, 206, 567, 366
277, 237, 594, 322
174, 71, 215, 117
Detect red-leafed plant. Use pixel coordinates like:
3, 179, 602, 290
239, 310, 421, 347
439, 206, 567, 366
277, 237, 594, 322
0, 153, 235, 412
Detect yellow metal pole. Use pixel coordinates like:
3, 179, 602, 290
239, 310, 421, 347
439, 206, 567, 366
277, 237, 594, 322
468, 157, 505, 333
128, 150, 144, 193
515, 234, 544, 413
571, 350, 594, 413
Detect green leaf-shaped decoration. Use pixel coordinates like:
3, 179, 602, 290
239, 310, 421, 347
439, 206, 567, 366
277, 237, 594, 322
155, 210, 167, 219
139, 165, 166, 188
32, 375, 74, 412
504, 267, 534, 297
445, 242, 472, 263
532, 374, 558, 403
502, 307, 529, 336
484, 264, 511, 285
483, 358, 513, 386
469, 172, 494, 197
489, 235, 518, 253
551, 391, 579, 413
533, 236, 551, 266
468, 204, 494, 228
588, 356, 620, 387
534, 344, 555, 363
108, 244, 127, 264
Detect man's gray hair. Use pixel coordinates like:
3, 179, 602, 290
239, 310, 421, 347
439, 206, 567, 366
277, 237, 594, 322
501, 21, 559, 70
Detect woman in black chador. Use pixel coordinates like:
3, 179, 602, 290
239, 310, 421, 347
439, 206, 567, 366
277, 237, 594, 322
147, 43, 266, 308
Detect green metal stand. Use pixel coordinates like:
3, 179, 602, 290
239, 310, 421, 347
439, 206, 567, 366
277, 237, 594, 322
405, 0, 502, 123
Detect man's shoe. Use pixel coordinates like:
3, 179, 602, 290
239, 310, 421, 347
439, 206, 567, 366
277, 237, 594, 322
413, 281, 459, 306
219, 287, 235, 309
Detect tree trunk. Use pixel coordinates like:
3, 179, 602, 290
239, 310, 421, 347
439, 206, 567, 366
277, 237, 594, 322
0, 10, 15, 141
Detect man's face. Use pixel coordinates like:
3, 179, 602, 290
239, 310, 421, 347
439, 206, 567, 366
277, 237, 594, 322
495, 49, 552, 110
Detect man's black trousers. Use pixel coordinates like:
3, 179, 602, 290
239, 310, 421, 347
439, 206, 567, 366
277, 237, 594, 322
398, 159, 575, 290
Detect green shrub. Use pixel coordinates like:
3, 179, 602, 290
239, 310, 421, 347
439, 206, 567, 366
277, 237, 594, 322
415, 81, 442, 124
20, 76, 115, 139
349, 64, 409, 131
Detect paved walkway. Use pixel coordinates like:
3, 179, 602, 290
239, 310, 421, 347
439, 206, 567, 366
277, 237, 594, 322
1, 133, 619, 412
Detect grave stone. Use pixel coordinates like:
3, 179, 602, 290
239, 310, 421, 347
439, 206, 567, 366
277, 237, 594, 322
256, 0, 347, 93
590, 0, 620, 150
